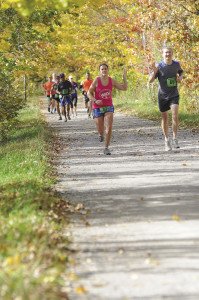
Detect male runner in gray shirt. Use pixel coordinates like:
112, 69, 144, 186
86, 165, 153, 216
148, 46, 183, 151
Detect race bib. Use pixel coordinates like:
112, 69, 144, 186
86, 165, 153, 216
62, 89, 68, 95
167, 77, 177, 87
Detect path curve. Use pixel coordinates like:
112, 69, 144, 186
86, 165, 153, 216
43, 99, 199, 300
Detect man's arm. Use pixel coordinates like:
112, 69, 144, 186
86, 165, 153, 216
177, 64, 183, 83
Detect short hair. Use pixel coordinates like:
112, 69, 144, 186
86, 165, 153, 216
162, 46, 173, 52
99, 63, 109, 69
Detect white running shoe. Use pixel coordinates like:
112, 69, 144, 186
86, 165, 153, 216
165, 140, 172, 151
173, 138, 180, 149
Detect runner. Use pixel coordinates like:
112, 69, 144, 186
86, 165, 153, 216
148, 46, 183, 151
52, 75, 62, 120
42, 75, 54, 112
88, 63, 127, 155
69, 75, 78, 117
57, 73, 73, 122
80, 72, 93, 118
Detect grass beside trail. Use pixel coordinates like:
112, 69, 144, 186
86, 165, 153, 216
0, 100, 70, 300
114, 85, 199, 131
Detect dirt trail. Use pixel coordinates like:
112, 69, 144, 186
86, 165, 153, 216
42, 99, 199, 300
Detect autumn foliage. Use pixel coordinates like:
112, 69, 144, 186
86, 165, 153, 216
0, 0, 198, 138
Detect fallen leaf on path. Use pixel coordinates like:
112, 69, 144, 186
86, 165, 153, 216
75, 285, 88, 294
172, 214, 181, 221
145, 257, 160, 266
75, 203, 84, 211
85, 221, 91, 226
68, 272, 79, 281
118, 248, 124, 255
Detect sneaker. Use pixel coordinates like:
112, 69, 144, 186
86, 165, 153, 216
173, 138, 180, 149
59, 116, 62, 120
165, 140, 172, 151
64, 118, 67, 122
67, 115, 71, 120
48, 107, 50, 112
99, 135, 104, 142
88, 114, 91, 119
104, 147, 111, 155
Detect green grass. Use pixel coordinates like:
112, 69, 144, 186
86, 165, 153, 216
0, 101, 70, 300
114, 85, 199, 131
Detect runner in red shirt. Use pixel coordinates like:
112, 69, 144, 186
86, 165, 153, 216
88, 63, 127, 155
43, 75, 54, 112
80, 72, 93, 118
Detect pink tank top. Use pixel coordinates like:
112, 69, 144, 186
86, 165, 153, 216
93, 77, 113, 109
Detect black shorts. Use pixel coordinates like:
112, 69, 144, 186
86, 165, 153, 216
83, 93, 89, 103
158, 96, 179, 112
71, 94, 78, 107
51, 94, 58, 100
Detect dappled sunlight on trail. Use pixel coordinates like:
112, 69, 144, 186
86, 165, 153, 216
43, 99, 199, 300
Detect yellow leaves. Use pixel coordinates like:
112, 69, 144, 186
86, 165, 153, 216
75, 203, 84, 211
145, 252, 160, 266
172, 214, 181, 222
68, 272, 79, 281
5, 254, 21, 266
75, 284, 88, 294
0, 39, 10, 52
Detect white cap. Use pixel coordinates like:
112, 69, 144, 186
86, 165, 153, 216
68, 75, 73, 80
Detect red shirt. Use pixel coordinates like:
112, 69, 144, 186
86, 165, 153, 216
93, 76, 113, 108
43, 81, 54, 96
82, 79, 93, 92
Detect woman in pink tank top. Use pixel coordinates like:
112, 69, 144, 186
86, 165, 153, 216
88, 63, 127, 155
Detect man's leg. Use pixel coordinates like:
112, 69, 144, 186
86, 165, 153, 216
171, 104, 179, 139
67, 103, 71, 120
171, 104, 180, 148
56, 101, 62, 120
161, 111, 169, 139
88, 100, 92, 118
62, 105, 67, 121
161, 111, 172, 151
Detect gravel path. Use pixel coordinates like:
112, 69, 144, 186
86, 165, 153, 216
43, 99, 199, 300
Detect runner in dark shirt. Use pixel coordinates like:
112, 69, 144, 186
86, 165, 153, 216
148, 47, 183, 151
57, 73, 72, 121
69, 75, 78, 117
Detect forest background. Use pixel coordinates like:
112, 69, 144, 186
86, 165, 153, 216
0, 0, 199, 137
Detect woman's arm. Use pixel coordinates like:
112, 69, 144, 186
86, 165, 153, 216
112, 67, 128, 91
87, 78, 102, 105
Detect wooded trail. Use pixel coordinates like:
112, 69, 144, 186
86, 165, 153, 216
43, 99, 199, 300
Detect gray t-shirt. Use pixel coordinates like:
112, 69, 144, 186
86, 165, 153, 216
155, 60, 183, 99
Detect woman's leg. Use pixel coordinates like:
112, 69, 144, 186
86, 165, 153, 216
104, 112, 113, 148
95, 116, 104, 138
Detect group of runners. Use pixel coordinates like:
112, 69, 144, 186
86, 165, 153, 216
42, 72, 93, 121
43, 46, 183, 155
